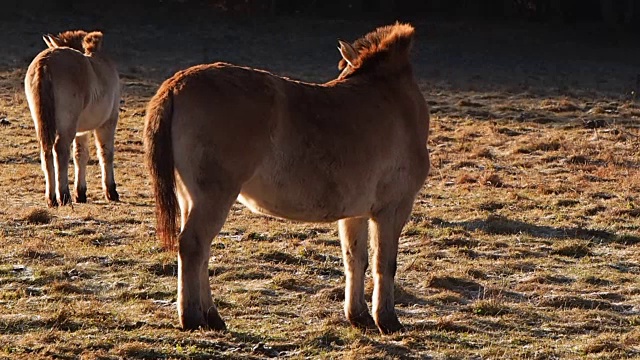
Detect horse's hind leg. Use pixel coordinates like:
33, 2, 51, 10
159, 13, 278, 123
177, 191, 237, 331
369, 198, 415, 334
94, 114, 119, 202
338, 217, 376, 330
40, 148, 57, 207
72, 133, 90, 203
53, 134, 74, 205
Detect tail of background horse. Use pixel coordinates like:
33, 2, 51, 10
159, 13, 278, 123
31, 62, 57, 153
144, 85, 178, 250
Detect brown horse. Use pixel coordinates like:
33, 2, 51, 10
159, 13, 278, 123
144, 23, 430, 334
25, 30, 120, 207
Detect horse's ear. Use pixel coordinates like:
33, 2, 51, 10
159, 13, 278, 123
49, 35, 61, 48
43, 34, 59, 49
83, 31, 103, 54
338, 40, 358, 68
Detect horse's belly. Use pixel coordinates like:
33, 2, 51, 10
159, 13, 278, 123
238, 176, 371, 223
77, 98, 115, 133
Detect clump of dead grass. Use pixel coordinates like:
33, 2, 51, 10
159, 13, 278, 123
22, 208, 52, 224
429, 291, 466, 305
537, 295, 621, 311
456, 173, 478, 184
582, 276, 613, 286
472, 147, 495, 159
258, 250, 307, 265
582, 339, 624, 355
457, 99, 484, 108
516, 137, 564, 154
482, 215, 526, 235
50, 281, 93, 295
470, 298, 510, 316
478, 201, 505, 212
435, 316, 473, 332
612, 208, 640, 218
551, 240, 592, 258
272, 273, 311, 292
581, 333, 637, 356
583, 205, 607, 216
452, 160, 481, 170
480, 173, 504, 187
428, 275, 483, 296
555, 199, 580, 207
540, 98, 581, 113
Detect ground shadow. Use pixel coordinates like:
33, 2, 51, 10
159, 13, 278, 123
0, 154, 40, 165
395, 284, 430, 306
432, 215, 640, 245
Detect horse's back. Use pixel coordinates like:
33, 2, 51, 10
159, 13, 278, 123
27, 48, 91, 98
166, 62, 429, 221
26, 47, 119, 132
240, 77, 430, 221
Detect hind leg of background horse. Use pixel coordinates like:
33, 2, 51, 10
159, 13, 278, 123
53, 135, 74, 205
177, 192, 236, 330
94, 117, 119, 201
72, 133, 90, 203
40, 148, 57, 207
369, 199, 415, 334
338, 217, 376, 330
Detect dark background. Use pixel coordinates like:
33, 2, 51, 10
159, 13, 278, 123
3, 0, 639, 29
1, 0, 638, 98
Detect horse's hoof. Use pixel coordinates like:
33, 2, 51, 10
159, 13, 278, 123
206, 306, 227, 331
60, 192, 72, 206
375, 313, 404, 334
47, 198, 59, 208
347, 311, 377, 331
106, 187, 119, 202
180, 314, 207, 331
74, 189, 87, 203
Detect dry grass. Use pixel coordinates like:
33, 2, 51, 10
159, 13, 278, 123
0, 15, 639, 360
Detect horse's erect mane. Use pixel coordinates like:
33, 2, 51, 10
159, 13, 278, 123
53, 30, 103, 55
339, 22, 415, 76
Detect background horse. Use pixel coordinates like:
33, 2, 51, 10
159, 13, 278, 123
144, 23, 430, 334
25, 30, 120, 206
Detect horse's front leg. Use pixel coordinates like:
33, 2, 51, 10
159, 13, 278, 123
369, 199, 415, 334
72, 133, 90, 203
338, 217, 376, 330
94, 113, 119, 202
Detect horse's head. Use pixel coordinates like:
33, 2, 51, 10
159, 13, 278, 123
337, 22, 415, 80
42, 30, 104, 55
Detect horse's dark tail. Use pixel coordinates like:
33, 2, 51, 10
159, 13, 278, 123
30, 59, 57, 153
144, 81, 177, 250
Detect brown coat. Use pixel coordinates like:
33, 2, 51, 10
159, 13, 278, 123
25, 30, 120, 206
144, 22, 430, 334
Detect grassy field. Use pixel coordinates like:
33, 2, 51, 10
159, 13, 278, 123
1, 13, 639, 359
